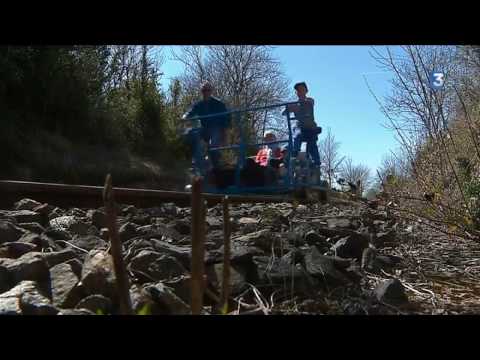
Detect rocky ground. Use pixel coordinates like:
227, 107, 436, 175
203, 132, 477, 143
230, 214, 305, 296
1, 196, 479, 315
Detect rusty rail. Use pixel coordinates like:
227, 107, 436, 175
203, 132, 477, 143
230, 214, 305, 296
0, 180, 288, 209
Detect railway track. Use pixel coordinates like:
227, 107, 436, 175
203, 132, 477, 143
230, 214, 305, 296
0, 180, 290, 209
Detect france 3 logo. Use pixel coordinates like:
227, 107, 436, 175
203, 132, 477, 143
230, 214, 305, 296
429, 71, 445, 90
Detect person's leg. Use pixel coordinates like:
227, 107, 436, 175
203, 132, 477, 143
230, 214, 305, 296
292, 128, 303, 158
306, 132, 321, 166
305, 132, 321, 184
187, 129, 204, 172
208, 127, 226, 168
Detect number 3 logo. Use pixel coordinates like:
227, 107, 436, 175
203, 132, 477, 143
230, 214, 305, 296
430, 71, 445, 90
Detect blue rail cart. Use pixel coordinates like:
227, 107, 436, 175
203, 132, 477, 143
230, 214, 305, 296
184, 101, 327, 196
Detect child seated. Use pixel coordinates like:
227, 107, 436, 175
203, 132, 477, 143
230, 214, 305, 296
255, 131, 283, 167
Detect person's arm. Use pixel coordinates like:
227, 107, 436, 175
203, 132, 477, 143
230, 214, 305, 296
255, 148, 264, 164
283, 103, 300, 115
182, 102, 199, 120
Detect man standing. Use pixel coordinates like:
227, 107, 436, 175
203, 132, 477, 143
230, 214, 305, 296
183, 81, 231, 169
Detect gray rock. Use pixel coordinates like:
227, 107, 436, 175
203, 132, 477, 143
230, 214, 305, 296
44, 227, 72, 241
373, 230, 396, 248
0, 220, 25, 244
285, 230, 304, 247
7, 210, 43, 224
207, 263, 248, 296
32, 203, 55, 217
170, 220, 191, 236
252, 255, 312, 294
0, 281, 57, 315
163, 275, 191, 304
86, 225, 100, 237
377, 254, 403, 267
50, 263, 83, 308
18, 233, 57, 251
235, 229, 274, 252
327, 217, 354, 229
315, 226, 357, 239
361, 247, 377, 272
160, 203, 178, 217
19, 289, 59, 315
0, 281, 34, 314
75, 294, 111, 314
100, 228, 109, 240
136, 224, 182, 242
10, 250, 77, 268
1, 252, 50, 286
124, 238, 158, 262
68, 235, 107, 253
14, 198, 42, 211
35, 249, 78, 268
80, 250, 117, 300
153, 241, 192, 269
119, 222, 138, 243
65, 258, 83, 278
49, 216, 89, 235
206, 230, 227, 248
128, 250, 186, 282
0, 266, 10, 293
218, 242, 264, 265
373, 220, 387, 231
121, 205, 138, 216
0, 211, 16, 222
57, 308, 95, 315
238, 217, 259, 225
135, 283, 190, 315
304, 230, 329, 251
303, 247, 352, 286
375, 279, 409, 305
131, 214, 150, 226
0, 296, 18, 314
87, 209, 107, 229
331, 234, 369, 260
143, 207, 164, 218
206, 216, 222, 231
47, 207, 64, 221
67, 208, 87, 218
0, 242, 37, 258
364, 254, 404, 274
18, 222, 45, 234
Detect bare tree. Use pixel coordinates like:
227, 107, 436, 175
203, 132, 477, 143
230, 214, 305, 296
318, 127, 344, 187
370, 46, 459, 142
366, 45, 480, 239
104, 46, 164, 93
339, 158, 372, 195
171, 46, 290, 140
368, 46, 473, 209
377, 148, 412, 180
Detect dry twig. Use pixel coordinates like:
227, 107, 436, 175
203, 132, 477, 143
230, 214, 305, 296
103, 174, 133, 315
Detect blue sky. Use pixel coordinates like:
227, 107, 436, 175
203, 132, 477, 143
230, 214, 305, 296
158, 46, 399, 173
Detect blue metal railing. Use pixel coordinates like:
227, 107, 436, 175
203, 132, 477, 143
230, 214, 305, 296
184, 101, 302, 194
183, 101, 301, 123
